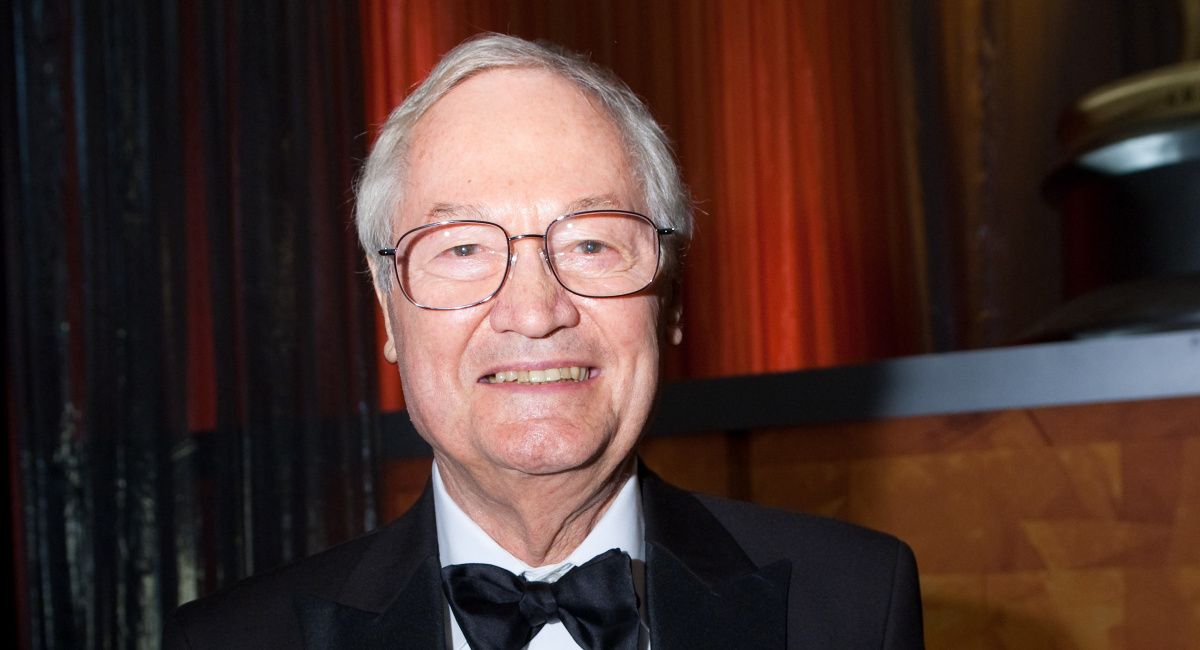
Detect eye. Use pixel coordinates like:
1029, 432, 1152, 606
576, 240, 607, 255
450, 244, 481, 257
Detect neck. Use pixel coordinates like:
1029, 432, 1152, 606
436, 455, 635, 566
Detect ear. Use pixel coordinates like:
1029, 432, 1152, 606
665, 283, 684, 346
667, 307, 683, 345
373, 279, 399, 364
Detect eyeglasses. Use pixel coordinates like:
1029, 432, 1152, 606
378, 209, 675, 310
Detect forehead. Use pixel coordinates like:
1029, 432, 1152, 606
400, 68, 639, 227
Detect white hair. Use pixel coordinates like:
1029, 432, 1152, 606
355, 33, 693, 292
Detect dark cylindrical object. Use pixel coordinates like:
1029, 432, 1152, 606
1037, 62, 1200, 339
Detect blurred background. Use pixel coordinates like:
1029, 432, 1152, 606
6, 1, 1199, 648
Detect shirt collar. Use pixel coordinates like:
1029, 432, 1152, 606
432, 459, 645, 574
432, 460, 648, 650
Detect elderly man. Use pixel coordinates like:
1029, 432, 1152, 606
165, 34, 924, 649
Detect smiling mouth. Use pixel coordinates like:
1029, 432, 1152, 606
485, 366, 592, 384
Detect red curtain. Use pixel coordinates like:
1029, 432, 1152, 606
359, 0, 929, 410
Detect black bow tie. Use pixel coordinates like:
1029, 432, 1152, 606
441, 548, 641, 650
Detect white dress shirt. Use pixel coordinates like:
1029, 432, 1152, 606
432, 461, 650, 650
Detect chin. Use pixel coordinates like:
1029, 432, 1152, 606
487, 422, 612, 477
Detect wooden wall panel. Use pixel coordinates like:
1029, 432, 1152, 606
657, 397, 1200, 649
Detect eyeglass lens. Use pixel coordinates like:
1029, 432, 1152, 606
395, 212, 660, 309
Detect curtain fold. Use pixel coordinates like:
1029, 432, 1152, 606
6, 2, 376, 647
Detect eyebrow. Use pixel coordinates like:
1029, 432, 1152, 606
426, 202, 484, 221
565, 194, 624, 212
423, 194, 626, 223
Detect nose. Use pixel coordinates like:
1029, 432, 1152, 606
487, 236, 580, 337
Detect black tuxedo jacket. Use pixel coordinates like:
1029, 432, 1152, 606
165, 466, 924, 649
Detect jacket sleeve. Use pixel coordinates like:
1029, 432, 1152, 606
161, 604, 195, 650
883, 541, 926, 649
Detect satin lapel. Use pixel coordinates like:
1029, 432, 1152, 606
295, 556, 444, 650
294, 482, 446, 650
640, 467, 791, 650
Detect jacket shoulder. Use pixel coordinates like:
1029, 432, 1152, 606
692, 493, 925, 649
164, 529, 385, 649
693, 492, 909, 565
166, 482, 438, 649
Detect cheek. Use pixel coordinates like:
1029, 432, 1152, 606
631, 298, 664, 346
600, 298, 663, 371
393, 309, 480, 388
392, 310, 486, 443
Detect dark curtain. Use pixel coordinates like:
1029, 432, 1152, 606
4, 2, 378, 648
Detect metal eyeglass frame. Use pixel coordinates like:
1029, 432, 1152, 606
378, 209, 676, 311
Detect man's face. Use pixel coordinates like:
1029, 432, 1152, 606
378, 68, 665, 483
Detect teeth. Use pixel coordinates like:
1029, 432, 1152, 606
489, 366, 590, 384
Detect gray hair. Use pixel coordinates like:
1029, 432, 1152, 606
355, 33, 693, 292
